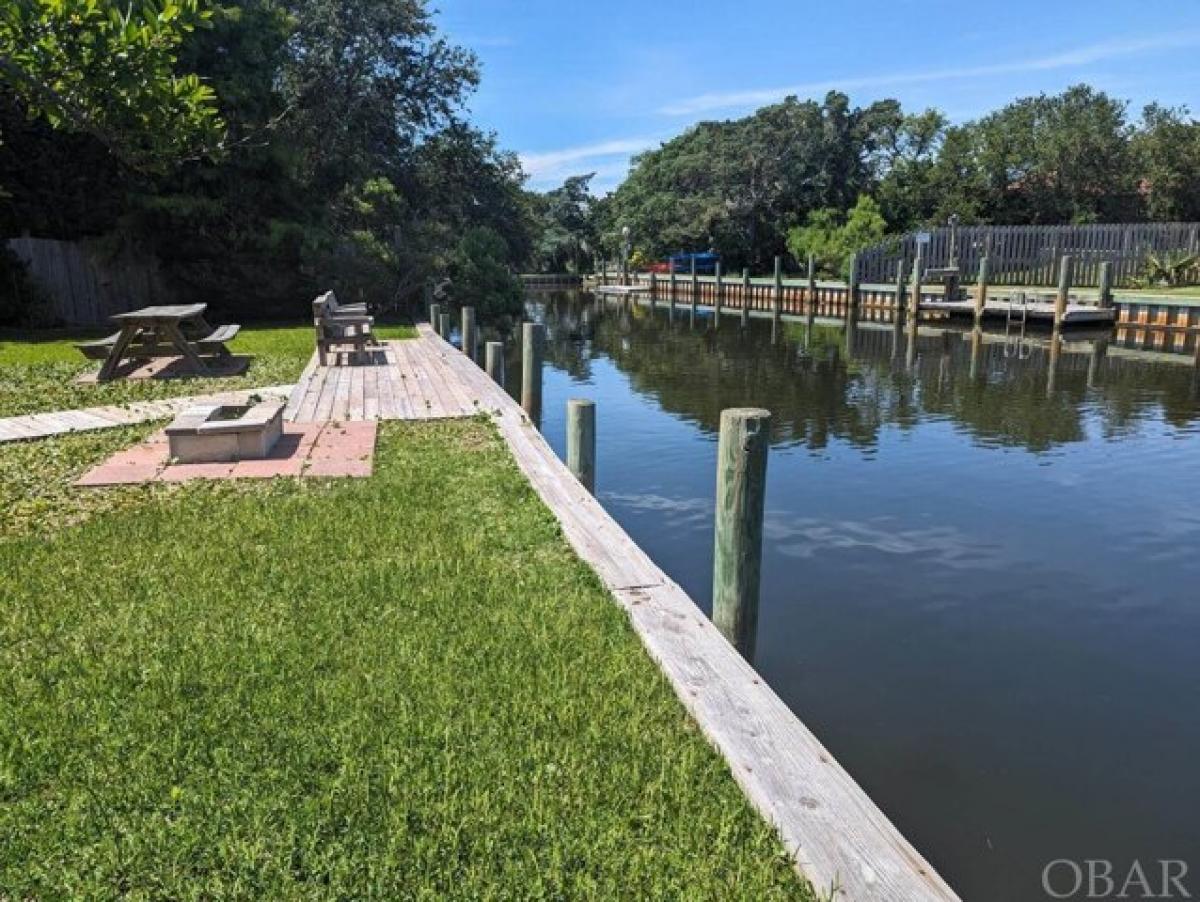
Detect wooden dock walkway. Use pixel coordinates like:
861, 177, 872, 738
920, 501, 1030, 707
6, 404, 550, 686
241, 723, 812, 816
0, 385, 294, 444
281, 324, 958, 900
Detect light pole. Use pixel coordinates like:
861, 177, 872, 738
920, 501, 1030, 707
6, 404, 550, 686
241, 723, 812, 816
621, 225, 631, 286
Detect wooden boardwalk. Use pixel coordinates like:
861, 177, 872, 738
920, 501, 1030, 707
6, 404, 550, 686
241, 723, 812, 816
280, 324, 957, 900
283, 340, 489, 423
0, 385, 293, 444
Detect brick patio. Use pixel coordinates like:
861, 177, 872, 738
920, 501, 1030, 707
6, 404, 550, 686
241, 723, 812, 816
75, 421, 377, 486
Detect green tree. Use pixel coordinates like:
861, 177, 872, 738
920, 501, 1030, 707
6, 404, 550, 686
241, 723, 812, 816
786, 195, 887, 279
0, 0, 224, 169
1134, 104, 1200, 221
529, 173, 596, 273
449, 226, 523, 324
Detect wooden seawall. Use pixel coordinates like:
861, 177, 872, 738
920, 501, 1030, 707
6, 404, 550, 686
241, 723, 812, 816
284, 325, 960, 900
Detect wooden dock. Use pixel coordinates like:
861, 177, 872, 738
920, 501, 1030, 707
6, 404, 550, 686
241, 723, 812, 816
921, 297, 1115, 326
279, 324, 959, 900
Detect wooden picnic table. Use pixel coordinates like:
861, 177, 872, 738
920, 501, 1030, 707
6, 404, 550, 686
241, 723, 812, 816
80, 304, 241, 382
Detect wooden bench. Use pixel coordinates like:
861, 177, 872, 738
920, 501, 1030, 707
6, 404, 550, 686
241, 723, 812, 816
313, 291, 376, 365
193, 324, 241, 356
76, 332, 121, 361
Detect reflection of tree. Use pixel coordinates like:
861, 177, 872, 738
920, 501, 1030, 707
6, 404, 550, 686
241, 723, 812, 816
534, 295, 1200, 454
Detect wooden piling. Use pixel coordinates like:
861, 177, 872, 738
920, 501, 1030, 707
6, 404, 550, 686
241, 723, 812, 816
1055, 255, 1073, 328
712, 408, 771, 661
974, 256, 990, 325
715, 261, 724, 322
741, 268, 751, 328
772, 255, 783, 322
521, 322, 544, 423
438, 312, 451, 341
429, 302, 442, 333
566, 398, 596, 493
690, 257, 699, 315
669, 266, 677, 309
894, 260, 907, 323
807, 255, 817, 324
461, 306, 477, 363
1098, 261, 1114, 310
846, 252, 859, 318
908, 248, 924, 335
485, 340, 505, 388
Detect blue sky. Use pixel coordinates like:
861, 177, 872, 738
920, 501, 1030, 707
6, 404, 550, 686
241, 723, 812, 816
434, 0, 1200, 194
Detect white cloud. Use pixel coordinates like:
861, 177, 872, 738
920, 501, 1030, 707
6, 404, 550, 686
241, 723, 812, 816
520, 137, 663, 192
658, 33, 1200, 116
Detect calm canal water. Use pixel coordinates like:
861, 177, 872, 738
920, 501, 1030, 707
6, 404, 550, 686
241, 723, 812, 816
504, 292, 1200, 901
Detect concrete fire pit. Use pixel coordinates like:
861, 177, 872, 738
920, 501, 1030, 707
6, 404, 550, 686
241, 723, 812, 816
165, 399, 285, 463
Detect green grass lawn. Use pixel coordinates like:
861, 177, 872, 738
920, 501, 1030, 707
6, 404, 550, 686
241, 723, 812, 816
0, 323, 415, 419
0, 418, 810, 899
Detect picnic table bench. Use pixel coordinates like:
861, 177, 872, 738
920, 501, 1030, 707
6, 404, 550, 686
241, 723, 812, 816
76, 304, 242, 382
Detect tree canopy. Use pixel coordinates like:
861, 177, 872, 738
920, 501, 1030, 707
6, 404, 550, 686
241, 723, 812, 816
560, 85, 1200, 275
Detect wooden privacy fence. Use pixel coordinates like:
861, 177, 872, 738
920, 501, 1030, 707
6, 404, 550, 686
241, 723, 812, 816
855, 222, 1200, 288
7, 236, 170, 326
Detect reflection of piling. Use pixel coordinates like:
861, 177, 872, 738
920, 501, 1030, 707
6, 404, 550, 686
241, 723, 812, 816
741, 268, 750, 328
521, 322, 544, 423
712, 408, 771, 662
973, 256, 990, 326
485, 340, 505, 388
461, 306, 477, 363
566, 399, 596, 493
1055, 256, 1073, 329
1047, 328, 1063, 397
1087, 338, 1108, 389
969, 327, 983, 380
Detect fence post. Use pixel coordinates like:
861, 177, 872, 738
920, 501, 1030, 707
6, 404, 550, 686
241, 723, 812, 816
1098, 261, 1114, 310
712, 407, 771, 661
485, 340, 505, 388
974, 256, 990, 325
438, 312, 451, 340
461, 306, 477, 363
521, 322, 544, 423
1055, 255, 1074, 329
566, 398, 596, 493
772, 255, 783, 323
741, 268, 751, 327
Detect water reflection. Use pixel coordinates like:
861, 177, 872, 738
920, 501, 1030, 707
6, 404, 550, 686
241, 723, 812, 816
531, 292, 1200, 454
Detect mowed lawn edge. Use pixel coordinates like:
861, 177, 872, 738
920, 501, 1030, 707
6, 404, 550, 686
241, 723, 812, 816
0, 323, 415, 419
0, 418, 812, 899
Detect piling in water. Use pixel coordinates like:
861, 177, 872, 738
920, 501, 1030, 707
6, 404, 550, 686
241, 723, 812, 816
772, 256, 783, 323
521, 321, 544, 424
1055, 255, 1074, 328
438, 312, 451, 340
974, 256, 990, 325
712, 407, 771, 662
566, 399, 596, 493
741, 268, 751, 328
